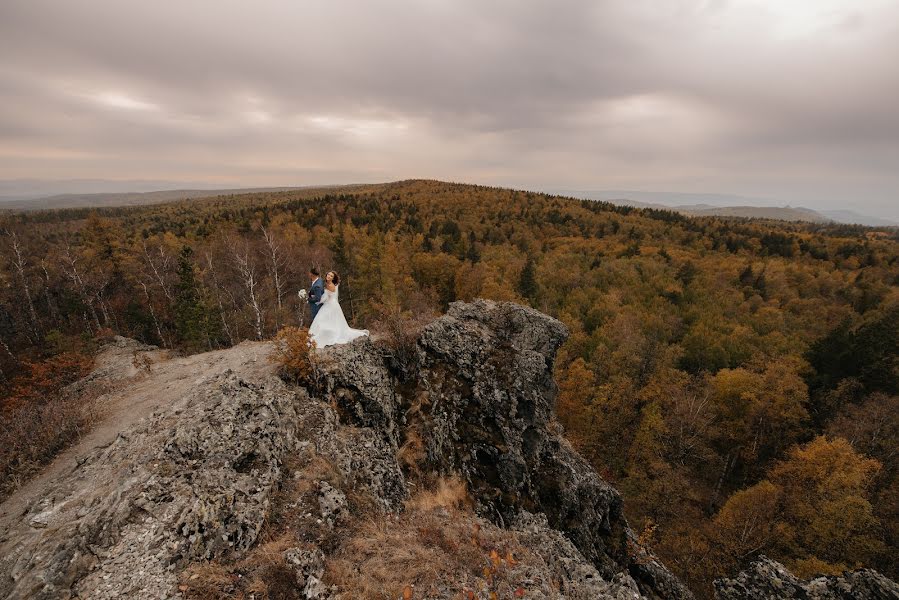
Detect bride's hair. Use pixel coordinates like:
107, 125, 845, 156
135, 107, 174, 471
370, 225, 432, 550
330, 271, 340, 285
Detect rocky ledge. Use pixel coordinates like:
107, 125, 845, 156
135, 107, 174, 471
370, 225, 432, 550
2, 300, 895, 599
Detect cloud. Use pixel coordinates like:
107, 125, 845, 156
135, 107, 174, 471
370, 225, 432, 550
0, 0, 897, 217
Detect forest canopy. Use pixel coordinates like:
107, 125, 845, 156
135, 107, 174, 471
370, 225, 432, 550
1, 179, 897, 598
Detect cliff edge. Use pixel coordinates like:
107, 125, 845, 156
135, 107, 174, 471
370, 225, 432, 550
2, 301, 893, 599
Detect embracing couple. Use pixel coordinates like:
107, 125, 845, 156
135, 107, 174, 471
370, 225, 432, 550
306, 267, 369, 348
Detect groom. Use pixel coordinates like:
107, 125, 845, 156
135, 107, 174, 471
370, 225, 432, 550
307, 267, 324, 322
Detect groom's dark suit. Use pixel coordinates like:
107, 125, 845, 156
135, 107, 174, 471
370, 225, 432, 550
308, 277, 324, 321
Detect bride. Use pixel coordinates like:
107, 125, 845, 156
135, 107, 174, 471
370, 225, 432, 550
309, 271, 369, 347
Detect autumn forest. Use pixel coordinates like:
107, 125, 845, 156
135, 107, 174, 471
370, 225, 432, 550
1, 180, 897, 598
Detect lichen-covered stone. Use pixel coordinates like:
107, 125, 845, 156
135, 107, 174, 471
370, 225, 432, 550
285, 546, 329, 598
714, 556, 899, 600
1, 372, 302, 600
317, 481, 346, 528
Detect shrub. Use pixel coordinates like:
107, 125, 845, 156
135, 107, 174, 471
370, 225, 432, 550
271, 326, 316, 385
0, 351, 95, 500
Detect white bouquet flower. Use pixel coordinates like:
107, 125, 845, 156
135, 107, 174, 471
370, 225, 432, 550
298, 289, 308, 300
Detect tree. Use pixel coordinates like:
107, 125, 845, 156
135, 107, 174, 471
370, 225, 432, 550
517, 256, 538, 303
261, 226, 287, 326
231, 240, 265, 340
4, 230, 41, 343
714, 436, 884, 578
556, 358, 595, 448
174, 246, 208, 351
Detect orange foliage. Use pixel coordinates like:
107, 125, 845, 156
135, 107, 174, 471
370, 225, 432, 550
270, 326, 316, 384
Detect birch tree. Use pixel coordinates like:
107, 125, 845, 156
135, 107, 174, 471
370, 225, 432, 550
232, 242, 264, 340
5, 230, 41, 342
261, 226, 287, 328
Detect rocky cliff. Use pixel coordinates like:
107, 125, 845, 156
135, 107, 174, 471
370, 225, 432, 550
0, 300, 895, 599
319, 300, 690, 599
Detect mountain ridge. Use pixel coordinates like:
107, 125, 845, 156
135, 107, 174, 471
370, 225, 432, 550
2, 180, 895, 227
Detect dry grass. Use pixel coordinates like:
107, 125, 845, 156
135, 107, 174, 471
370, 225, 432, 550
0, 352, 96, 501
397, 427, 426, 477
404, 475, 472, 513
180, 535, 300, 599
179, 562, 238, 600
325, 477, 534, 600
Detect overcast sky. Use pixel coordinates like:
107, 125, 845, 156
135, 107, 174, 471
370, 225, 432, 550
1, 0, 897, 218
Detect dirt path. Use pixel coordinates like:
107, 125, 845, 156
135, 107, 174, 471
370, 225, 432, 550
0, 338, 275, 533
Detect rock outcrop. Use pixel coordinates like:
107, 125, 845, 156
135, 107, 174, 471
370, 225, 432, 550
317, 299, 691, 599
1, 374, 305, 599
10, 300, 893, 599
714, 556, 899, 600
0, 349, 403, 599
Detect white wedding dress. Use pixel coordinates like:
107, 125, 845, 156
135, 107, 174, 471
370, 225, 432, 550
309, 285, 369, 348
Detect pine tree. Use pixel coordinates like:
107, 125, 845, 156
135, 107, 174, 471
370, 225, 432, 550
174, 246, 206, 351
517, 256, 538, 303
466, 231, 480, 263
332, 225, 351, 276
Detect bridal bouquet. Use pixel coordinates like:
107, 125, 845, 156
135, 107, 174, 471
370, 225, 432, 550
298, 289, 308, 300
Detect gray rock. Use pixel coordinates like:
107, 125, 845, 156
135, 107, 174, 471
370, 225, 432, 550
317, 299, 693, 600
285, 546, 328, 598
317, 481, 346, 528
512, 511, 643, 600
0, 368, 402, 600
1, 373, 301, 600
714, 556, 899, 600
316, 337, 401, 446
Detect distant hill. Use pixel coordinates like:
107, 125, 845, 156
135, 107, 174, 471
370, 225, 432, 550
0, 178, 219, 201
554, 190, 897, 226
819, 209, 899, 228
676, 204, 829, 222
3, 182, 896, 227
0, 185, 363, 211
